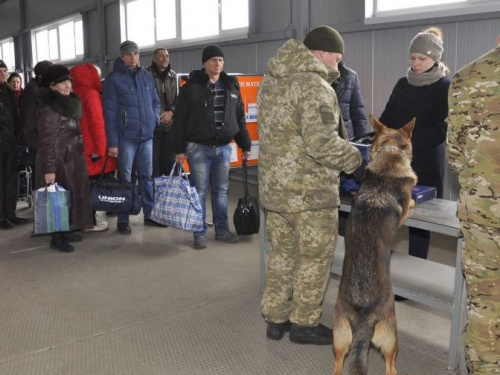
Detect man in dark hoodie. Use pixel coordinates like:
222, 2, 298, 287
103, 40, 160, 235
173, 45, 251, 250
147, 47, 177, 178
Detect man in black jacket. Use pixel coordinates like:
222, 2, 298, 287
147, 48, 177, 178
173, 45, 251, 249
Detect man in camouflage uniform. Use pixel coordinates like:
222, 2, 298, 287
258, 26, 362, 345
447, 40, 500, 374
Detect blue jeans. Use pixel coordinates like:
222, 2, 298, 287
117, 138, 153, 224
187, 142, 231, 236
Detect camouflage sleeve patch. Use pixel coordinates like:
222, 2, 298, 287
319, 106, 335, 124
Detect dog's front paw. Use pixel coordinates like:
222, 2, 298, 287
410, 199, 416, 208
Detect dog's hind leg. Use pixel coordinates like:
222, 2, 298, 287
372, 315, 398, 375
332, 315, 352, 375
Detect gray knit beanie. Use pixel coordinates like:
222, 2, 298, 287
120, 40, 139, 56
409, 27, 444, 62
303, 25, 344, 55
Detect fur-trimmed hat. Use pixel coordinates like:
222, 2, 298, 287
202, 45, 224, 64
409, 27, 444, 62
120, 40, 139, 55
34, 60, 53, 77
41, 64, 71, 88
0, 60, 7, 69
303, 25, 344, 55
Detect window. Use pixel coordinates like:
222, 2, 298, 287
121, 0, 249, 48
0, 38, 15, 71
31, 15, 84, 65
365, 0, 500, 24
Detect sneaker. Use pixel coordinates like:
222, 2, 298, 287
84, 222, 109, 232
289, 323, 333, 345
193, 233, 207, 250
50, 234, 75, 253
117, 222, 132, 235
215, 230, 239, 243
266, 321, 292, 341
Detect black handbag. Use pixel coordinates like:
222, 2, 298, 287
90, 157, 142, 215
233, 160, 260, 235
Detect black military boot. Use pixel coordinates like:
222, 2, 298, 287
266, 321, 292, 340
289, 323, 333, 345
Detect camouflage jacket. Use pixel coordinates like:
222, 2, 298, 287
258, 39, 362, 213
447, 46, 500, 228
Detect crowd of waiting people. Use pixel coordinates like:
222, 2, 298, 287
0, 40, 250, 253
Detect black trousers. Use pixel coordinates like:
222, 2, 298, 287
0, 152, 18, 220
152, 128, 176, 177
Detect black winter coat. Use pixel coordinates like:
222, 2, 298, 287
380, 76, 451, 197
0, 84, 18, 155
332, 62, 368, 139
35, 89, 93, 230
172, 70, 251, 153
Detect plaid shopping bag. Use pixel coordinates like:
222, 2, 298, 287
33, 184, 71, 234
150, 164, 204, 232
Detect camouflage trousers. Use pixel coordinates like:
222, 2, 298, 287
261, 208, 338, 326
461, 221, 500, 374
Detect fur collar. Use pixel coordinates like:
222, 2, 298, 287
38, 88, 82, 119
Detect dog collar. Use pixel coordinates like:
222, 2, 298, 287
376, 145, 410, 160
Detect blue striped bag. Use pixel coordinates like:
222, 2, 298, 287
33, 184, 71, 235
150, 164, 203, 232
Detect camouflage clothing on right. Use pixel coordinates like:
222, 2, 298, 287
258, 39, 361, 327
447, 45, 500, 374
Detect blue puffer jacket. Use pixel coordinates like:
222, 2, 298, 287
103, 58, 160, 148
332, 62, 368, 139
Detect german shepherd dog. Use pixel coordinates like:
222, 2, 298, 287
332, 115, 417, 375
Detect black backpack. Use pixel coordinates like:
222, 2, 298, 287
233, 160, 260, 235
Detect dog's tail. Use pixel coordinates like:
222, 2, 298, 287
348, 319, 374, 375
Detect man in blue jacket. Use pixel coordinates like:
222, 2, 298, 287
103, 40, 160, 234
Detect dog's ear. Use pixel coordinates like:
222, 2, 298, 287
369, 114, 386, 134
400, 118, 416, 139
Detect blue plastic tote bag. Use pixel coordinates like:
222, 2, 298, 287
33, 184, 71, 234
150, 163, 204, 232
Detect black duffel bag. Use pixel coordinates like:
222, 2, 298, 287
233, 159, 259, 235
90, 157, 142, 215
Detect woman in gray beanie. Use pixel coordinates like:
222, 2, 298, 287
379, 27, 450, 266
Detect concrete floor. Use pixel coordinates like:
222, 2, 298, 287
0, 179, 465, 375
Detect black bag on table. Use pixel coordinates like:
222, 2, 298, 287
90, 156, 142, 215
233, 159, 260, 235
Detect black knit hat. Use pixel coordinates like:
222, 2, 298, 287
120, 40, 139, 55
303, 25, 344, 55
202, 45, 224, 64
41, 64, 71, 88
0, 60, 7, 69
34, 60, 53, 77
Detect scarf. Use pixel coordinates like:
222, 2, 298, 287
406, 62, 448, 87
